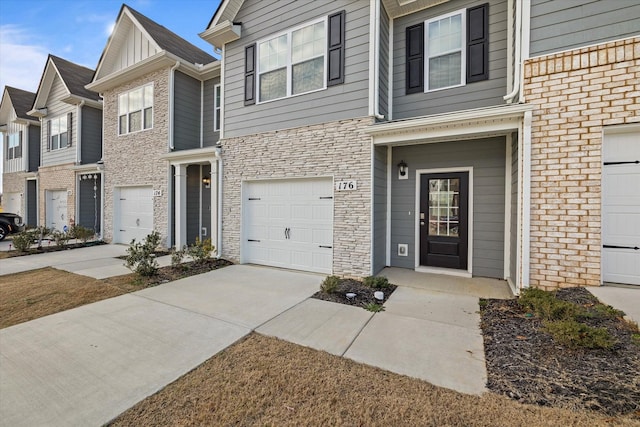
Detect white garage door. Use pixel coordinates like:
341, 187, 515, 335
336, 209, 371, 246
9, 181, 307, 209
3, 192, 22, 217
602, 128, 640, 286
46, 190, 68, 231
115, 186, 154, 244
243, 178, 333, 274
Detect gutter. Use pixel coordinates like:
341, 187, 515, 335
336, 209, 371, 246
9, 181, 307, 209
168, 61, 180, 150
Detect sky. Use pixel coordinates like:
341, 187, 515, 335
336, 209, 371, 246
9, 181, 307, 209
0, 0, 222, 192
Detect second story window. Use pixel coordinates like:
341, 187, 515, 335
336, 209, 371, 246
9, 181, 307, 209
49, 115, 68, 150
426, 11, 465, 91
7, 132, 21, 159
118, 84, 153, 135
214, 84, 221, 132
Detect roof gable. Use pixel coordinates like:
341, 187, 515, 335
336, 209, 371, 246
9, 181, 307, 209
205, 0, 245, 31
31, 55, 98, 111
4, 87, 37, 120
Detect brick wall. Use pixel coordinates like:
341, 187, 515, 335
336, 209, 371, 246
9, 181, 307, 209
38, 163, 76, 226
523, 37, 640, 290
221, 117, 374, 277
101, 68, 170, 245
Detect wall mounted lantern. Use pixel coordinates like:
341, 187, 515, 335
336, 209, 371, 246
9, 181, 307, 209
202, 175, 211, 188
398, 160, 408, 180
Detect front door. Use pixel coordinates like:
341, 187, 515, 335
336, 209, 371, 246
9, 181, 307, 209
420, 172, 469, 270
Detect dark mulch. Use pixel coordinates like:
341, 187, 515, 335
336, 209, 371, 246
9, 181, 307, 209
132, 258, 234, 286
311, 278, 397, 308
480, 287, 640, 417
1, 240, 106, 258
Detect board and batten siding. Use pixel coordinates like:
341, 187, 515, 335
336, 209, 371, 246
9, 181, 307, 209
173, 71, 201, 151
203, 78, 221, 147
378, 3, 390, 119
104, 20, 160, 76
373, 145, 388, 274
390, 137, 506, 279
41, 74, 77, 167
223, 0, 370, 138
392, 0, 508, 120
28, 125, 41, 172
81, 106, 102, 164
529, 0, 640, 57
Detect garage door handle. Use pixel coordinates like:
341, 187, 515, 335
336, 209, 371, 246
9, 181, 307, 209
603, 160, 639, 165
604, 245, 639, 250
319, 245, 332, 249
248, 239, 261, 242
319, 196, 333, 199
120, 230, 126, 232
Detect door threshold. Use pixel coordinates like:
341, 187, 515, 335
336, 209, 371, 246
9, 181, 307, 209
415, 266, 472, 278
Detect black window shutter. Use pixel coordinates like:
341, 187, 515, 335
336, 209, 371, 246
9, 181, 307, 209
244, 44, 256, 105
17, 130, 22, 158
327, 10, 346, 86
467, 3, 489, 83
405, 23, 424, 94
67, 112, 72, 147
47, 120, 51, 151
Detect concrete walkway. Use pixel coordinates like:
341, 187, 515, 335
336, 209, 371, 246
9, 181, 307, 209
588, 285, 640, 324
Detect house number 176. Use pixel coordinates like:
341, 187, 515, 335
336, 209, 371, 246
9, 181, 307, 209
335, 180, 357, 191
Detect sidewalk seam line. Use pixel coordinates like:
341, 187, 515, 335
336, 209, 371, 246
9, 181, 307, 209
340, 311, 376, 357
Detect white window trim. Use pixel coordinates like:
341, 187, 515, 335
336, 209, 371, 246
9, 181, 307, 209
213, 83, 221, 132
256, 16, 328, 104
118, 82, 154, 136
49, 115, 69, 151
7, 132, 20, 159
424, 8, 466, 93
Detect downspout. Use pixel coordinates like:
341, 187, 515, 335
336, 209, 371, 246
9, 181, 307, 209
168, 61, 180, 150
98, 93, 104, 240
503, 0, 521, 103
216, 146, 223, 258
373, 0, 383, 120
200, 80, 204, 147
76, 100, 85, 164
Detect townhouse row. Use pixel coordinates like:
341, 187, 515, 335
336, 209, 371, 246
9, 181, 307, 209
2, 0, 639, 292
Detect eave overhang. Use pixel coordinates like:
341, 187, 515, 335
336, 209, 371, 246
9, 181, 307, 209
199, 20, 241, 49
160, 146, 221, 164
365, 104, 535, 146
60, 95, 103, 109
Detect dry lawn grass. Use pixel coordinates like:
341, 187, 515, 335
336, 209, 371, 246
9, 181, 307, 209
109, 334, 640, 427
0, 268, 141, 328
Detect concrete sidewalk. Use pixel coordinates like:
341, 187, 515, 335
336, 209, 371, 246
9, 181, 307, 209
588, 285, 640, 324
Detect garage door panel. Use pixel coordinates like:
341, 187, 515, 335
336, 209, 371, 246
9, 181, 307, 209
116, 187, 153, 244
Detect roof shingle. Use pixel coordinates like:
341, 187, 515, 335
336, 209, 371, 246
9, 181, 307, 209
5, 87, 37, 120
49, 55, 100, 101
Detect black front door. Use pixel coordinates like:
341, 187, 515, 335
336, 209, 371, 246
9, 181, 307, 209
419, 172, 469, 270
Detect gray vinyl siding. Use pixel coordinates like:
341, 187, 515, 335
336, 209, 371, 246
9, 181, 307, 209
509, 132, 518, 285
223, 0, 370, 138
28, 125, 40, 172
378, 4, 390, 119
203, 78, 221, 147
530, 0, 640, 57
201, 163, 212, 240
187, 165, 201, 244
78, 175, 101, 233
81, 106, 102, 164
26, 180, 37, 227
174, 71, 201, 151
41, 74, 77, 166
373, 145, 388, 274
390, 137, 505, 278
392, 0, 508, 120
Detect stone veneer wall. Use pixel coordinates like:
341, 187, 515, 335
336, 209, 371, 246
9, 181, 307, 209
2, 172, 30, 216
523, 37, 640, 290
38, 163, 76, 226
102, 68, 170, 245
221, 117, 375, 277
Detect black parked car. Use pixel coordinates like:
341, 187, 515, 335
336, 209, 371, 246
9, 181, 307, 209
0, 212, 25, 241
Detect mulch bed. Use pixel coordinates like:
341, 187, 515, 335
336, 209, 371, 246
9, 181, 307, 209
480, 287, 640, 417
1, 240, 105, 258
132, 258, 234, 286
311, 278, 397, 308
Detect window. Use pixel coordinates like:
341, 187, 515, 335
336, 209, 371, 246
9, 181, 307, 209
214, 84, 221, 132
257, 18, 326, 103
7, 132, 21, 159
118, 84, 153, 135
405, 4, 489, 94
49, 115, 68, 150
426, 10, 465, 91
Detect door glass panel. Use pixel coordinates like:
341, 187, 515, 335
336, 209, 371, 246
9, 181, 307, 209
428, 178, 460, 237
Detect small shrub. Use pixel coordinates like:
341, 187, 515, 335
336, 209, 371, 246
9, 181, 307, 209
171, 246, 187, 268
363, 276, 391, 289
33, 226, 51, 248
518, 287, 579, 321
364, 302, 385, 313
632, 334, 640, 347
588, 304, 625, 320
125, 231, 161, 277
543, 319, 616, 350
69, 225, 95, 243
11, 230, 36, 252
187, 237, 214, 264
320, 275, 340, 293
50, 230, 70, 247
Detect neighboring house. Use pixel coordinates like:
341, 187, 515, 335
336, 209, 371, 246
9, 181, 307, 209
86, 5, 219, 249
0, 87, 40, 226
27, 55, 103, 234
202, 0, 639, 292
522, 0, 640, 288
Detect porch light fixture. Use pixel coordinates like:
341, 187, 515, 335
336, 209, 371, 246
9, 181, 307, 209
398, 160, 408, 180
202, 176, 211, 187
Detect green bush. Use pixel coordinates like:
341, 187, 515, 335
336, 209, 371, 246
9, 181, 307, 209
320, 276, 340, 293
50, 230, 70, 247
518, 287, 580, 321
125, 231, 161, 276
11, 230, 36, 252
363, 276, 391, 289
543, 319, 616, 350
69, 225, 95, 243
171, 246, 187, 268
33, 226, 51, 248
187, 237, 214, 264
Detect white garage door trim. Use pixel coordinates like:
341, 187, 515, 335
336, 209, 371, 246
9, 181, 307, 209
242, 177, 334, 274
602, 126, 640, 286
46, 190, 68, 231
114, 186, 154, 244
